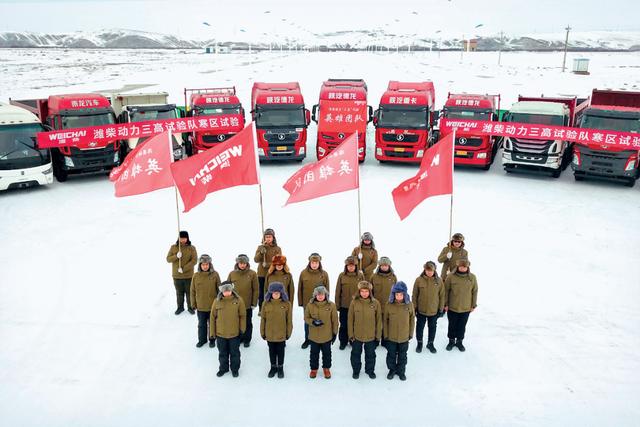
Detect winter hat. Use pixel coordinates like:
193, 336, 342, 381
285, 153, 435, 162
389, 281, 410, 304
456, 258, 470, 268
308, 252, 322, 262
378, 256, 392, 266
312, 285, 329, 299
272, 255, 287, 266
263, 228, 275, 237
358, 281, 372, 291
424, 261, 437, 271
361, 232, 374, 242
235, 254, 250, 264
179, 230, 189, 239
452, 233, 465, 242
199, 254, 212, 264
265, 282, 289, 302
345, 256, 357, 265
218, 281, 235, 293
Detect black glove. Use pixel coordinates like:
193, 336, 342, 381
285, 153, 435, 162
312, 319, 324, 327
331, 334, 337, 344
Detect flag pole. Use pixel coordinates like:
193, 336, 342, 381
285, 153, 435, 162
251, 123, 265, 235
355, 131, 363, 273
448, 128, 456, 243
169, 130, 182, 270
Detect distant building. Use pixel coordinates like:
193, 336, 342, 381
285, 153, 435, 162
462, 39, 478, 51
204, 45, 231, 54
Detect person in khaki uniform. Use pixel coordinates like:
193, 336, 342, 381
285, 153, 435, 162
210, 281, 246, 378
437, 232, 469, 282
227, 254, 259, 348
348, 281, 382, 379
384, 281, 415, 381
260, 282, 293, 379
444, 258, 478, 352
352, 231, 378, 279
297, 253, 330, 349
304, 286, 338, 379
370, 256, 397, 344
335, 256, 365, 350
254, 228, 282, 309
166, 230, 198, 315
190, 254, 220, 348
412, 261, 445, 354
265, 255, 295, 307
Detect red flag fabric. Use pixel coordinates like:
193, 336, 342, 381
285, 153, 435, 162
170, 123, 259, 213
283, 132, 359, 205
109, 131, 174, 197
392, 133, 454, 220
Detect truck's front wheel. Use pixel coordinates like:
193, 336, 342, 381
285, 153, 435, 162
624, 178, 636, 188
54, 165, 68, 182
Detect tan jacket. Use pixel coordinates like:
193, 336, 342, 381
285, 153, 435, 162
348, 296, 382, 342
260, 299, 293, 342
166, 244, 197, 279
304, 299, 338, 343
384, 301, 415, 343
190, 270, 220, 311
210, 293, 246, 339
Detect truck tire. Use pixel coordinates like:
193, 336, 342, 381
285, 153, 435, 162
624, 178, 636, 188
551, 169, 561, 178
574, 174, 584, 182
482, 161, 491, 171
54, 165, 68, 182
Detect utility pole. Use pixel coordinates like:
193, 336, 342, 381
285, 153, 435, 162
562, 25, 571, 72
498, 31, 504, 66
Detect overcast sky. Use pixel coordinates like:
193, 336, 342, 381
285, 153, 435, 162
1, 0, 639, 39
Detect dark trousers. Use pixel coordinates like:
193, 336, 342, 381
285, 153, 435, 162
351, 340, 377, 374
268, 341, 286, 366
386, 341, 409, 375
338, 308, 349, 346
197, 310, 211, 344
304, 321, 309, 342
447, 311, 471, 340
217, 336, 241, 373
258, 277, 266, 309
309, 341, 332, 370
416, 313, 438, 343
243, 309, 253, 344
173, 278, 191, 310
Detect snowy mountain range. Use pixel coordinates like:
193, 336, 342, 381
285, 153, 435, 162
0, 28, 638, 51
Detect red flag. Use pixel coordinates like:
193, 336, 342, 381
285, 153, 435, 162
283, 133, 359, 205
171, 123, 259, 213
391, 133, 454, 220
109, 131, 174, 197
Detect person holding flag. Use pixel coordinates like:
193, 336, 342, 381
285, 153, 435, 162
254, 229, 282, 309
352, 232, 378, 279
437, 233, 469, 282
166, 231, 198, 315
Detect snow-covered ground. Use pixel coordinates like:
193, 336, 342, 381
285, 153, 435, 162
1, 49, 639, 427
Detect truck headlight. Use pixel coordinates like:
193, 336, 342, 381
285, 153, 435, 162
64, 156, 74, 168
258, 148, 265, 156
477, 153, 487, 159
376, 148, 382, 156
114, 152, 120, 163
572, 153, 580, 165
173, 148, 183, 159
318, 147, 326, 155
358, 147, 364, 154
624, 158, 637, 171
298, 147, 305, 155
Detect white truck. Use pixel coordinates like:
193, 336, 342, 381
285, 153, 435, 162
106, 92, 185, 160
0, 102, 53, 191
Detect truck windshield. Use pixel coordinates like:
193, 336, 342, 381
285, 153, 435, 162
378, 108, 427, 129
581, 114, 640, 133
195, 106, 241, 116
509, 113, 564, 126
130, 109, 176, 122
256, 107, 306, 127
445, 110, 490, 121
0, 124, 50, 170
62, 113, 115, 129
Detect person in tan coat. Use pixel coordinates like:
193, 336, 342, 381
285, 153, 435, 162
260, 282, 293, 379
265, 255, 295, 307
370, 256, 397, 344
348, 281, 382, 379
412, 261, 445, 354
166, 230, 198, 315
254, 228, 282, 309
384, 281, 415, 381
210, 281, 246, 378
304, 286, 338, 379
190, 254, 221, 348
444, 258, 478, 352
352, 231, 378, 279
227, 254, 259, 348
335, 256, 365, 350
437, 232, 469, 282
297, 253, 330, 349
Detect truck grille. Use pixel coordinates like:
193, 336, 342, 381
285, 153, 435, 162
512, 139, 553, 154
202, 134, 236, 143
264, 131, 299, 144
382, 133, 419, 143
456, 137, 483, 147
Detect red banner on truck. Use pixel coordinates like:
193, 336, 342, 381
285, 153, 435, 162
317, 100, 368, 134
440, 119, 640, 150
36, 114, 244, 149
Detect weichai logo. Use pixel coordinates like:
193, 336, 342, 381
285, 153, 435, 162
189, 144, 243, 186
48, 130, 87, 141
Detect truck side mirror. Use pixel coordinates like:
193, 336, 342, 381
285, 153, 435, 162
368, 106, 374, 123
250, 109, 256, 121
305, 109, 311, 126
372, 109, 379, 127
311, 105, 318, 123
241, 107, 246, 122
179, 109, 186, 118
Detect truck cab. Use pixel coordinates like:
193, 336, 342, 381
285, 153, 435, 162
572, 89, 640, 187
441, 93, 500, 170
11, 93, 119, 182
185, 87, 245, 155
251, 82, 310, 161
373, 81, 435, 163
312, 79, 373, 161
0, 103, 53, 191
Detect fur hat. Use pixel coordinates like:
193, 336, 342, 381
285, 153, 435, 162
361, 232, 374, 242
272, 255, 287, 266
218, 281, 235, 293
456, 258, 470, 268
389, 281, 410, 304
358, 281, 372, 291
263, 228, 275, 237
199, 254, 212, 264
235, 254, 250, 264
424, 261, 437, 271
179, 230, 189, 239
308, 252, 322, 262
312, 285, 329, 299
452, 233, 465, 242
265, 282, 289, 302
378, 256, 392, 266
345, 256, 357, 266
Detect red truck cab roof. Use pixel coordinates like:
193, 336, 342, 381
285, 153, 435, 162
48, 93, 112, 114
319, 79, 367, 101
445, 94, 496, 111
252, 82, 305, 106
380, 81, 434, 107
190, 90, 240, 107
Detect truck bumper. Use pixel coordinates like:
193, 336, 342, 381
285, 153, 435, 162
60, 149, 119, 174
374, 145, 422, 163
454, 149, 491, 167
502, 150, 561, 170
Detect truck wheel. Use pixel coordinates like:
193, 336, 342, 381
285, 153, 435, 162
551, 169, 561, 178
482, 162, 491, 171
574, 174, 584, 182
624, 178, 636, 188
54, 166, 68, 182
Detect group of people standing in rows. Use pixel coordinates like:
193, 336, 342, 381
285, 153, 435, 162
166, 229, 478, 381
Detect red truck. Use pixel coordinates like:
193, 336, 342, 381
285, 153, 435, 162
440, 93, 501, 170
572, 89, 640, 187
312, 79, 373, 161
251, 82, 310, 161
184, 87, 245, 155
373, 81, 436, 163
10, 93, 119, 182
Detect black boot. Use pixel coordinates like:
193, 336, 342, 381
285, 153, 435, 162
416, 341, 423, 353
243, 341, 250, 348
446, 339, 455, 351
339, 343, 347, 350
456, 339, 466, 352
398, 373, 407, 381
277, 365, 284, 379
427, 342, 437, 353
209, 340, 216, 348
232, 371, 239, 378
196, 341, 206, 348
216, 369, 227, 377
188, 308, 195, 315
352, 371, 360, 379
367, 371, 376, 379
387, 370, 395, 380
268, 365, 277, 378
301, 340, 310, 349
174, 307, 184, 315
